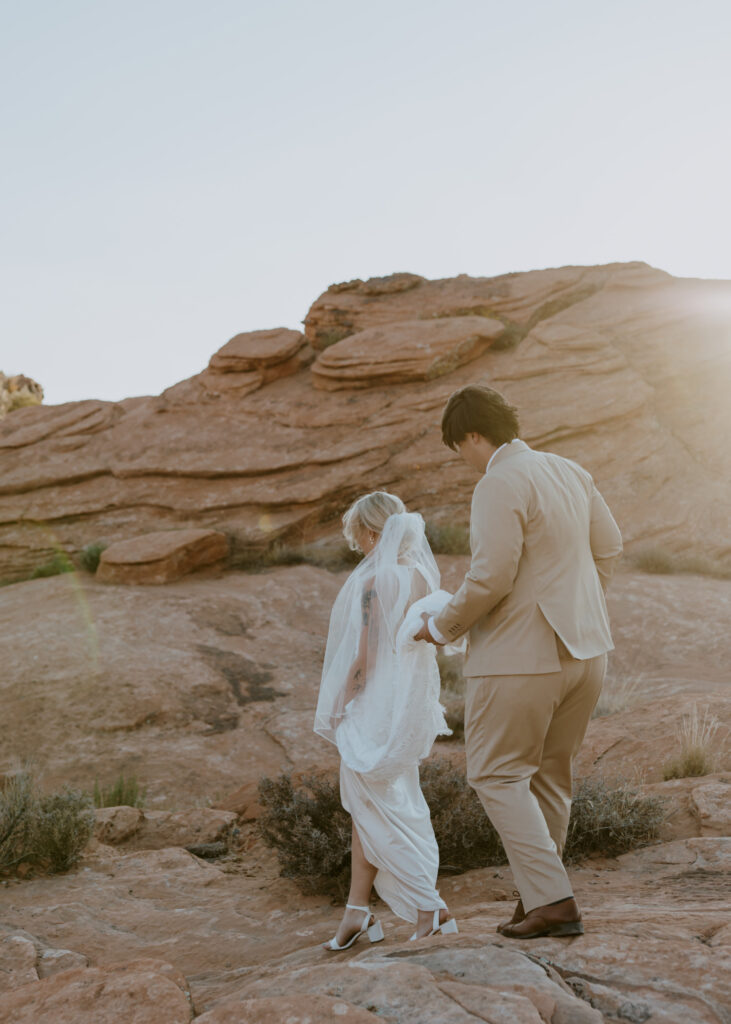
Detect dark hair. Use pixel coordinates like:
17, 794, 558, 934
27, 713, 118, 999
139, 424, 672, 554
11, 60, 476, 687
441, 385, 520, 450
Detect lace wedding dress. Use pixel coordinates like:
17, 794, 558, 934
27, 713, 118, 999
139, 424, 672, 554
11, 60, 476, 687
314, 512, 459, 923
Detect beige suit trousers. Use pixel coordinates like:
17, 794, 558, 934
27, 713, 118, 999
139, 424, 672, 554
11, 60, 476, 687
464, 652, 606, 912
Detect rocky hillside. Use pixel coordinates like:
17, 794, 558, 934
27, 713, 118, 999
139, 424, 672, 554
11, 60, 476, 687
1, 261, 730, 582
0, 559, 729, 1022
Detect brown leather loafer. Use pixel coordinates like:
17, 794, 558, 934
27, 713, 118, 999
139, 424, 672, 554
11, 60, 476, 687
501, 897, 583, 939
496, 898, 524, 934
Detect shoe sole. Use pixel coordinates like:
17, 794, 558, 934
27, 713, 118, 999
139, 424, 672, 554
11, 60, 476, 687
496, 921, 524, 934
507, 921, 584, 940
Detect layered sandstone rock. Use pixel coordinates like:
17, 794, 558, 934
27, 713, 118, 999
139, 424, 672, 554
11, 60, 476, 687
0, 560, 728, 809
208, 327, 305, 374
1, 262, 730, 582
0, 562, 729, 1022
311, 316, 505, 388
0, 959, 193, 1024
97, 529, 229, 584
4, 833, 728, 1023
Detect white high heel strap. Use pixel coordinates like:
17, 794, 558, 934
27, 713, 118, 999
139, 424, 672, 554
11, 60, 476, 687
325, 905, 384, 951
409, 909, 459, 941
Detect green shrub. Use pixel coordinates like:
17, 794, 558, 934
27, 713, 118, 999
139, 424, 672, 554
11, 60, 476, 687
425, 522, 471, 556
258, 772, 352, 897
31, 552, 75, 579
79, 542, 107, 574
1, 771, 94, 874
419, 758, 505, 871
563, 777, 665, 863
33, 788, 95, 871
93, 774, 146, 809
258, 761, 667, 893
0, 772, 37, 871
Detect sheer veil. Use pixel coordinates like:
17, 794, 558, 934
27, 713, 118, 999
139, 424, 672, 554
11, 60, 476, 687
314, 511, 451, 779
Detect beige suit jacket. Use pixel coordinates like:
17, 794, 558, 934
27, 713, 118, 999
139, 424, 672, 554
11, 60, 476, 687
433, 440, 623, 676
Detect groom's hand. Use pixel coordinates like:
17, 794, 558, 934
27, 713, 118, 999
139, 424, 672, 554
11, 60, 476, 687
414, 612, 440, 645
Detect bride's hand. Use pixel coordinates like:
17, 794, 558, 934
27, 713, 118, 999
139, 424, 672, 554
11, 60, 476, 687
413, 611, 439, 645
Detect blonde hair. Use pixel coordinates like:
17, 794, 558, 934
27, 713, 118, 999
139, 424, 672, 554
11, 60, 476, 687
342, 491, 406, 551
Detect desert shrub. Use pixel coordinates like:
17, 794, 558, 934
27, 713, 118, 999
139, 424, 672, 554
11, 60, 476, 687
0, 772, 37, 871
258, 772, 352, 896
437, 651, 467, 740
420, 758, 505, 870
258, 761, 667, 893
1, 771, 94, 874
563, 776, 665, 863
437, 651, 466, 694
79, 542, 107, 573
93, 774, 146, 809
629, 546, 731, 580
32, 788, 95, 871
425, 521, 471, 556
663, 704, 725, 780
31, 552, 74, 579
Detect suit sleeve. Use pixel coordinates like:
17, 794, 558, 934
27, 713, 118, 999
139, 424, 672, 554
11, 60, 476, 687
432, 475, 525, 642
589, 483, 623, 590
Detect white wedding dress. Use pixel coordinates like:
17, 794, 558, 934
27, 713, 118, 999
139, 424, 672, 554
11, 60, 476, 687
314, 512, 459, 923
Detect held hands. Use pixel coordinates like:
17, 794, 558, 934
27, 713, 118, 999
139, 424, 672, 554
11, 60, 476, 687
413, 611, 442, 646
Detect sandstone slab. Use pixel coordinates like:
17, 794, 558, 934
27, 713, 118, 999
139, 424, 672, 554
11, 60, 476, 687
97, 529, 229, 584
0, 959, 193, 1024
196, 993, 380, 1023
209, 328, 305, 372
311, 315, 505, 388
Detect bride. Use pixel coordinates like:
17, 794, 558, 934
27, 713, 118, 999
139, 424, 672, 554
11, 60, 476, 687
314, 490, 459, 949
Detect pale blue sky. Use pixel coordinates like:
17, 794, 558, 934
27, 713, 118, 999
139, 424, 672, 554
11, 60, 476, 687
3, 0, 730, 405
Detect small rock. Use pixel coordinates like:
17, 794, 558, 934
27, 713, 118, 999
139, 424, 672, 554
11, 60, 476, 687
94, 805, 144, 844
97, 529, 229, 585
209, 328, 304, 372
37, 948, 89, 979
691, 777, 731, 836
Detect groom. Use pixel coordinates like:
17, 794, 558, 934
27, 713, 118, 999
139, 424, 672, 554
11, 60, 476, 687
414, 384, 623, 938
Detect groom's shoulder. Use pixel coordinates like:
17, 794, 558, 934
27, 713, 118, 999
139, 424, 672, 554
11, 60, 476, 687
487, 445, 592, 489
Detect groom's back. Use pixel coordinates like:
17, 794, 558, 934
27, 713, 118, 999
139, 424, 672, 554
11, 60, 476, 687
457, 440, 622, 675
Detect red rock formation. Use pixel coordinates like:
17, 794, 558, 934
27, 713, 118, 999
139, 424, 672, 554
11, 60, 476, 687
1, 262, 730, 582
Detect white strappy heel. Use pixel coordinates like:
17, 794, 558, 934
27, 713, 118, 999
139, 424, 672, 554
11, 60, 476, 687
409, 909, 459, 941
324, 903, 385, 951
